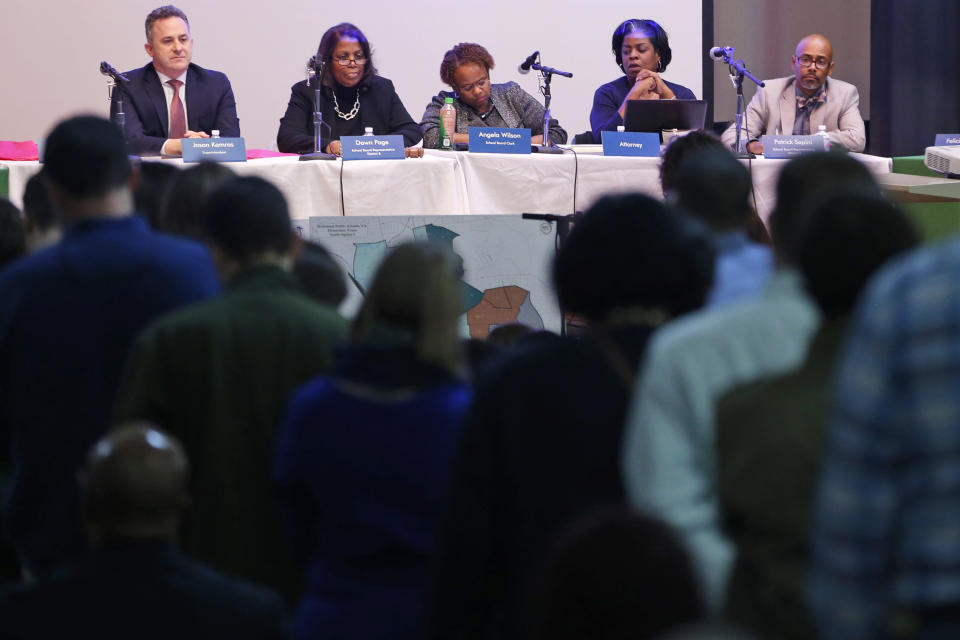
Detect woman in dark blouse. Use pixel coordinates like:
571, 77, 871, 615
590, 19, 696, 141
276, 23, 423, 157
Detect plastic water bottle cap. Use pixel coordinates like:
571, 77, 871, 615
617, 125, 625, 132
212, 130, 220, 138
444, 96, 454, 104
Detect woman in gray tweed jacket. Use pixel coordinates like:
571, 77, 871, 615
419, 42, 567, 149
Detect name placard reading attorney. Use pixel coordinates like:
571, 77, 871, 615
469, 128, 531, 154
341, 135, 406, 160
935, 134, 960, 147
182, 137, 247, 163
601, 131, 660, 157
760, 134, 826, 159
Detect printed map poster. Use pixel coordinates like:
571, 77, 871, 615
308, 215, 561, 335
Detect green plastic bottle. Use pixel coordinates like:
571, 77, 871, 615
439, 96, 456, 150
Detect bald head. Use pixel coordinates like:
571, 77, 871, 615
82, 423, 190, 541
793, 34, 835, 96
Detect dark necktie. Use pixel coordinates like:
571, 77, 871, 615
168, 79, 186, 139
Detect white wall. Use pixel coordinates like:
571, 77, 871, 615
0, 1, 702, 149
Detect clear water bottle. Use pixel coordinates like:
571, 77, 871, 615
363, 127, 374, 136
212, 130, 220, 139
817, 124, 831, 151
439, 97, 456, 150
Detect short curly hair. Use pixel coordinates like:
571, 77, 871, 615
440, 43, 495, 89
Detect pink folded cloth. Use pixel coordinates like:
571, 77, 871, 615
246, 148, 298, 159
0, 141, 39, 161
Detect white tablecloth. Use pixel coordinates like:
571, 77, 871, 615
1, 150, 892, 223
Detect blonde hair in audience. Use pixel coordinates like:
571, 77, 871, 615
351, 242, 464, 375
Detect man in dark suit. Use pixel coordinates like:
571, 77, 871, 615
0, 423, 288, 639
111, 5, 240, 156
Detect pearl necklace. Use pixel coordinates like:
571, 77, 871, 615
333, 88, 360, 120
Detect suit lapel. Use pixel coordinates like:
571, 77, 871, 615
779, 81, 796, 136
144, 65, 169, 134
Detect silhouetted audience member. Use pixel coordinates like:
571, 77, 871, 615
276, 242, 472, 640
0, 424, 288, 639
622, 152, 883, 611
659, 131, 770, 246
533, 509, 706, 640
0, 115, 219, 578
115, 176, 346, 601
157, 161, 234, 238
0, 199, 26, 269
715, 193, 918, 640
21, 171, 61, 252
426, 193, 714, 640
811, 205, 960, 636
672, 149, 773, 306
486, 323, 534, 349
292, 240, 347, 308
134, 160, 179, 227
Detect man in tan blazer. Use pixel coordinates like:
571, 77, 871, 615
721, 34, 866, 154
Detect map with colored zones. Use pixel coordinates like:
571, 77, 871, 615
306, 215, 560, 333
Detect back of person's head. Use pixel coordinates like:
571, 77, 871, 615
159, 162, 234, 239
659, 130, 726, 195
532, 508, 706, 640
203, 176, 293, 265
351, 241, 464, 374
487, 323, 534, 349
134, 161, 179, 229
0, 199, 26, 269
43, 115, 132, 200
769, 152, 880, 263
22, 170, 60, 238
798, 192, 919, 316
82, 423, 190, 542
673, 149, 753, 231
654, 623, 759, 640
554, 193, 714, 325
293, 240, 347, 308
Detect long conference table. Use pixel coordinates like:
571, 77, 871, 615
0, 148, 893, 223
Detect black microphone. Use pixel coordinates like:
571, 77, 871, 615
305, 55, 323, 87
99, 61, 129, 84
709, 46, 734, 62
518, 51, 539, 74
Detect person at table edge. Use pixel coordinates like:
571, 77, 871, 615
277, 22, 423, 157
590, 19, 696, 142
419, 42, 567, 148
721, 34, 866, 154
110, 5, 240, 157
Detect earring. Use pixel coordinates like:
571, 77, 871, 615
657, 58, 663, 73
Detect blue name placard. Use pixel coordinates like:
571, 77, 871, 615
935, 134, 960, 146
601, 131, 660, 157
760, 134, 826, 159
182, 137, 247, 163
469, 128, 531, 154
341, 135, 405, 160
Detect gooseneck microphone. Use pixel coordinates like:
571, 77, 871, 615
518, 51, 539, 74
99, 61, 130, 84
709, 46, 734, 62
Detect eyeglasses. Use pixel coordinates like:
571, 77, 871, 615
333, 54, 367, 66
797, 55, 830, 70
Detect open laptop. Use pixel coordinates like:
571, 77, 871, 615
623, 99, 708, 136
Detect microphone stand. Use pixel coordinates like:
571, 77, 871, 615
300, 56, 336, 161
531, 58, 572, 155
521, 212, 581, 335
720, 50, 764, 158
100, 61, 128, 130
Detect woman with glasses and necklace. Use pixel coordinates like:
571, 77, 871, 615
419, 42, 567, 149
277, 23, 423, 156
